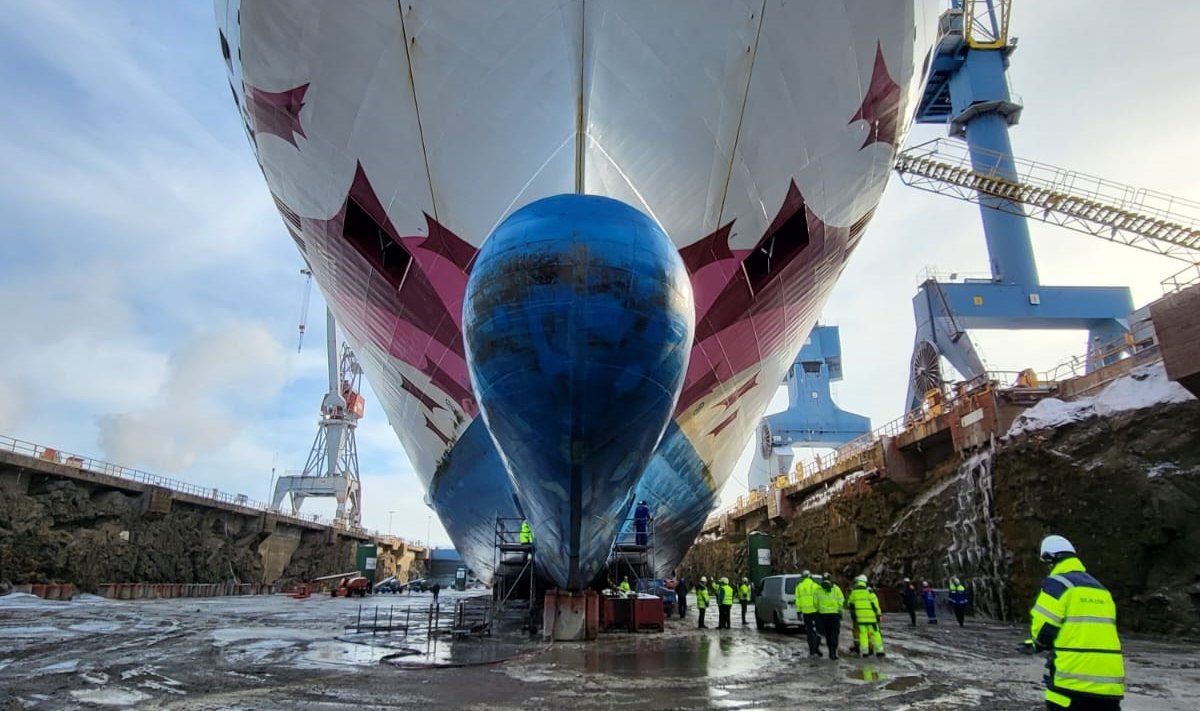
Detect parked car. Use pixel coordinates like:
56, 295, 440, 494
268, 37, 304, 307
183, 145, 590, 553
754, 574, 805, 631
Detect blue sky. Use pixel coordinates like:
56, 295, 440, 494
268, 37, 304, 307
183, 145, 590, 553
1, 2, 1198, 541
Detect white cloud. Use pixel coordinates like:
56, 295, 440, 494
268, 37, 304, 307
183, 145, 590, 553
96, 324, 288, 472
0, 377, 27, 434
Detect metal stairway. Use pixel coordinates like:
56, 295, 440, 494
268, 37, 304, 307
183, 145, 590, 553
895, 138, 1200, 262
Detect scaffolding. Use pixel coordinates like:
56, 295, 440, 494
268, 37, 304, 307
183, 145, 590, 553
491, 517, 538, 632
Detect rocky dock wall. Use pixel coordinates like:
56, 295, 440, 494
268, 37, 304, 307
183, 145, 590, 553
0, 453, 362, 592
684, 401, 1200, 636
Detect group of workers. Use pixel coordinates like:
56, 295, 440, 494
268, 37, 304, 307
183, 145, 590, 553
691, 575, 754, 629
792, 570, 883, 660
899, 576, 969, 626
684, 535, 1124, 709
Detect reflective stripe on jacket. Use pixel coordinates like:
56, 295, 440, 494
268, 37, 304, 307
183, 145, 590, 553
1030, 558, 1124, 701
847, 583, 879, 624
950, 583, 968, 607
720, 584, 734, 606
794, 577, 818, 613
815, 583, 844, 614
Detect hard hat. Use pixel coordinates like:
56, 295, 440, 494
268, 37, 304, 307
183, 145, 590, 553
802, 569, 811, 577
742, 577, 749, 582
1040, 535, 1076, 563
903, 577, 911, 583
855, 574, 868, 584
823, 573, 833, 580
700, 576, 707, 583
721, 576, 729, 584
639, 500, 647, 505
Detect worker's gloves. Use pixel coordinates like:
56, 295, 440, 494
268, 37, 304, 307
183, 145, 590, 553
1018, 639, 1039, 655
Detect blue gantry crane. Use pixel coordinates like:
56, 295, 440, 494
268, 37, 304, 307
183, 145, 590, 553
748, 325, 870, 490
899, 0, 1141, 410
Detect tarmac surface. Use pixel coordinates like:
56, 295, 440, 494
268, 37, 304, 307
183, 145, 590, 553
1, 590, 1198, 710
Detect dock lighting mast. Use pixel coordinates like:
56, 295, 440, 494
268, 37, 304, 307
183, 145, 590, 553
271, 307, 364, 528
900, 0, 1135, 410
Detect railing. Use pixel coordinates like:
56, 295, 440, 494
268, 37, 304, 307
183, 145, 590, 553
0, 433, 383, 538
1162, 262, 1200, 294
705, 379, 1001, 529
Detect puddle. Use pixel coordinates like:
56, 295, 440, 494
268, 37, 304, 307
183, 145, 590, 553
541, 636, 761, 679
885, 675, 925, 691
382, 636, 537, 668
847, 664, 885, 682
299, 640, 395, 668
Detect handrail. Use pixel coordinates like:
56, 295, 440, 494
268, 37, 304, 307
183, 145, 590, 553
0, 433, 385, 539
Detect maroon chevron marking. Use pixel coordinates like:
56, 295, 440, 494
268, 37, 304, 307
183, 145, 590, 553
717, 373, 759, 411
423, 415, 451, 446
245, 83, 309, 147
679, 222, 735, 274
708, 411, 738, 438
276, 165, 480, 419
849, 43, 902, 150
401, 377, 442, 413
419, 354, 475, 416
677, 182, 878, 416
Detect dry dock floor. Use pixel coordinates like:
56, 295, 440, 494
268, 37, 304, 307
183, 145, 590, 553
1, 591, 1197, 709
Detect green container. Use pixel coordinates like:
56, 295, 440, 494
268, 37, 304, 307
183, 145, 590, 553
356, 544, 378, 586
747, 532, 772, 588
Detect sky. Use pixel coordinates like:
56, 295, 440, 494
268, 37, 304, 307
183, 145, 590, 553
1, 2, 1198, 545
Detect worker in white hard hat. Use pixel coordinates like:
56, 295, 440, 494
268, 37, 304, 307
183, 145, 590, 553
695, 576, 710, 629
900, 577, 919, 626
814, 573, 844, 660
738, 577, 752, 626
794, 570, 822, 656
949, 576, 968, 626
1024, 535, 1124, 710
846, 574, 884, 657
717, 577, 735, 629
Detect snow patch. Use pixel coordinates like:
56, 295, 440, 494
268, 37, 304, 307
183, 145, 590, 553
799, 470, 873, 511
37, 659, 80, 674
1146, 463, 1180, 479
1007, 362, 1194, 437
0, 625, 68, 638
69, 687, 151, 707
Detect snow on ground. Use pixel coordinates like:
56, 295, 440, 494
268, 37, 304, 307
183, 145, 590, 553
1006, 361, 1195, 437
1, 591, 1198, 709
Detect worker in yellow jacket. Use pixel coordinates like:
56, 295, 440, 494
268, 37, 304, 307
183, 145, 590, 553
717, 577, 735, 629
794, 570, 821, 657
814, 573, 845, 660
846, 575, 884, 657
1025, 535, 1124, 710
738, 577, 752, 626
695, 576, 710, 629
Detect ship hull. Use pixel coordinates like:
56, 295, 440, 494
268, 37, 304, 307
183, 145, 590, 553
216, 0, 941, 586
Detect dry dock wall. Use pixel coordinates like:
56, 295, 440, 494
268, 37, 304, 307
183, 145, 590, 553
684, 400, 1200, 636
0, 449, 363, 591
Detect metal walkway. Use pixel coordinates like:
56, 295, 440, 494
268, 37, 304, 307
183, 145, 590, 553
895, 138, 1200, 263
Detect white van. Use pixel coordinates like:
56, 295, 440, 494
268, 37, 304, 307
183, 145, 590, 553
754, 574, 805, 631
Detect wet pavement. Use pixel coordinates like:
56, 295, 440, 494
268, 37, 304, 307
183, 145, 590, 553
1, 592, 1198, 709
